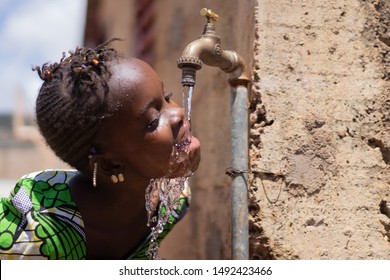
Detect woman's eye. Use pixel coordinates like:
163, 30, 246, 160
147, 118, 159, 131
164, 92, 173, 103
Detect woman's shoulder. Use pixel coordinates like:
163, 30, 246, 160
12, 169, 79, 208
0, 169, 86, 259
19, 169, 79, 185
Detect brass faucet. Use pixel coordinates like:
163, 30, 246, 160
177, 8, 250, 87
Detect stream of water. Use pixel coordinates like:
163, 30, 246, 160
144, 86, 194, 259
182, 85, 194, 122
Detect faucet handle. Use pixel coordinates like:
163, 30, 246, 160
200, 8, 219, 22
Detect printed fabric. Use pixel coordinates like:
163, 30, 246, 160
0, 170, 190, 260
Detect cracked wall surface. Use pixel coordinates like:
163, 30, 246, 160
249, 0, 390, 259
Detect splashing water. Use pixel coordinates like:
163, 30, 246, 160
144, 177, 188, 259
144, 95, 195, 259
182, 85, 194, 121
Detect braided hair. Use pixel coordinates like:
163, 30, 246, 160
33, 38, 122, 172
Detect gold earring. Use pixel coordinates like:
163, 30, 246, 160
92, 162, 98, 188
111, 174, 119, 184
118, 173, 124, 182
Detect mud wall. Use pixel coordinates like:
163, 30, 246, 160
249, 0, 390, 259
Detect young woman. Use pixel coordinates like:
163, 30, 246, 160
0, 39, 201, 260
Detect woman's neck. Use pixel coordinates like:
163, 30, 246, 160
69, 173, 152, 259
69, 173, 150, 223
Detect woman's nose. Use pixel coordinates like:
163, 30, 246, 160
170, 106, 184, 137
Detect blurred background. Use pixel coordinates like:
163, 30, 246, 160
0, 0, 87, 194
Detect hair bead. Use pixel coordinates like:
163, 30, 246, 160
91, 59, 99, 66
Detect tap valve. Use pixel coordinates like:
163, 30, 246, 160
200, 8, 219, 22
177, 8, 250, 87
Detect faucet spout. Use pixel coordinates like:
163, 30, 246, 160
177, 9, 250, 87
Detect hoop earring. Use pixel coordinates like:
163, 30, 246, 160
93, 162, 98, 188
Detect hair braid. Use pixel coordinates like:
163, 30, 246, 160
33, 38, 122, 171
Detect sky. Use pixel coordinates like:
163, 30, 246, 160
0, 0, 87, 115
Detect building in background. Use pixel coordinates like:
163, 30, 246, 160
84, 0, 155, 65
0, 0, 86, 185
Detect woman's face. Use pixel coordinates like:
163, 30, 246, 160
97, 58, 200, 180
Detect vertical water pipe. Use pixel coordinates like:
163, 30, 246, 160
230, 83, 249, 259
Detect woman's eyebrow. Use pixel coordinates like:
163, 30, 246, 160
138, 99, 155, 116
138, 82, 165, 116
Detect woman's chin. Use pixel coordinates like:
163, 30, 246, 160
188, 136, 201, 172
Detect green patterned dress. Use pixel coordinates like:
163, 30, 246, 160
0, 170, 190, 260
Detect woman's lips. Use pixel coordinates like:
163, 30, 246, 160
167, 120, 201, 177
188, 135, 200, 153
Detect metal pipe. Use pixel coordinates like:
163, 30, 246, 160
230, 84, 249, 259
177, 8, 250, 259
